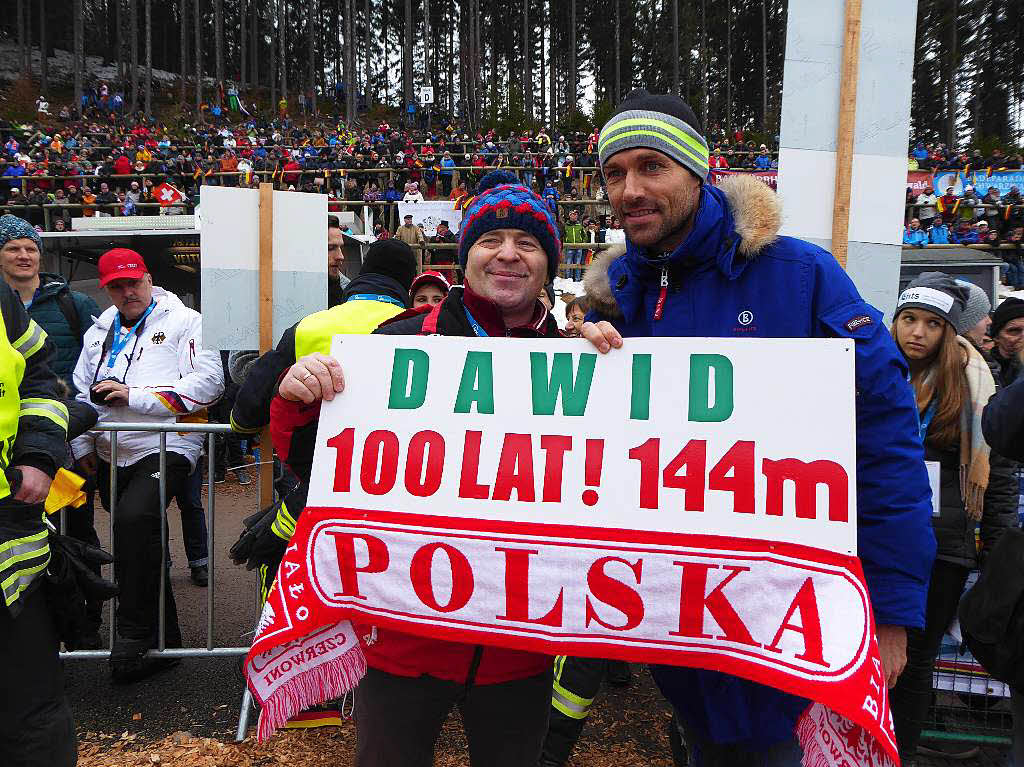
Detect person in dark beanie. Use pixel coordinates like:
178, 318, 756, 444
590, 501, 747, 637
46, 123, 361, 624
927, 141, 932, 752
989, 297, 1024, 387
230, 238, 417, 441
580, 89, 935, 766
270, 170, 565, 767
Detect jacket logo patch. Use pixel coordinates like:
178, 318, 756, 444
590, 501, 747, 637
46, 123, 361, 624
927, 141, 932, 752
845, 315, 873, 332
737, 310, 754, 326
151, 331, 166, 344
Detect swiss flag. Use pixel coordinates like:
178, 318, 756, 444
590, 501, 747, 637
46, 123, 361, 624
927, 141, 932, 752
153, 182, 185, 207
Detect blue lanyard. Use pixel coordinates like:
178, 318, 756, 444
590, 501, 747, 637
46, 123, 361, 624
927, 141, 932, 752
462, 306, 489, 337
919, 399, 937, 441
347, 293, 406, 308
107, 300, 155, 369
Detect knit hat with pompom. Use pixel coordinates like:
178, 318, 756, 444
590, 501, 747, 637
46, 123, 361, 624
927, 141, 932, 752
458, 170, 562, 280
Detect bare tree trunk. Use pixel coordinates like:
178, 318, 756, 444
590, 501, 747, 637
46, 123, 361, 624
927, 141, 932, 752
145, 0, 152, 117
947, 0, 958, 147
540, 1, 546, 124
251, 1, 259, 91
116, 0, 124, 82
74, 0, 84, 115
195, 0, 202, 114
569, 0, 576, 114
130, 0, 139, 111
670, 0, 679, 97
40, 0, 48, 93
614, 0, 620, 103
239, 0, 247, 88
279, 0, 288, 105
308, 0, 316, 116
761, 0, 768, 125
365, 0, 373, 106
270, 0, 278, 108
214, 0, 223, 104
180, 0, 187, 105
700, 0, 707, 126
726, 0, 732, 134
523, 0, 531, 118
548, 0, 555, 126
404, 0, 413, 112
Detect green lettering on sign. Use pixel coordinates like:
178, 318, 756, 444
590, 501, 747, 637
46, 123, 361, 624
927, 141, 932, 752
530, 352, 597, 417
388, 348, 430, 410
630, 354, 652, 420
688, 354, 734, 422
454, 351, 495, 414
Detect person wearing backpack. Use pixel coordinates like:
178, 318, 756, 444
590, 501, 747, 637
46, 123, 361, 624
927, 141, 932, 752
886, 273, 1019, 764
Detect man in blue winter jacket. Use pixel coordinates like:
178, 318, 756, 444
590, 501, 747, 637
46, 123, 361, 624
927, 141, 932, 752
580, 89, 936, 766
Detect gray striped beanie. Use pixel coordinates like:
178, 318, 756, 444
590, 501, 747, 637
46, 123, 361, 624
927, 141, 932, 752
598, 89, 710, 181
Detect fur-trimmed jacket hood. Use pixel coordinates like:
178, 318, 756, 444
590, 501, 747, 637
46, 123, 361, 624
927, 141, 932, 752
584, 173, 782, 320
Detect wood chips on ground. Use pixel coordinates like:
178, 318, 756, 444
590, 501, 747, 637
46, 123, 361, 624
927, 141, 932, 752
78, 668, 675, 766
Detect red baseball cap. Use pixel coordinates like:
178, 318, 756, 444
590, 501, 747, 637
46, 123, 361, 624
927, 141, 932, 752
98, 248, 149, 286
410, 270, 452, 297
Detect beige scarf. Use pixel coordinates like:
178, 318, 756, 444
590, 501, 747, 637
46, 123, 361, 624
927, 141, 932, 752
955, 336, 994, 521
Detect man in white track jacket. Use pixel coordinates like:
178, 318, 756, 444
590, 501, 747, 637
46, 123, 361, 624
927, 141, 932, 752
71, 248, 223, 682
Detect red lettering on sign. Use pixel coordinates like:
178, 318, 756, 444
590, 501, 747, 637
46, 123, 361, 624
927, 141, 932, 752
765, 577, 828, 667
458, 431, 490, 499
585, 556, 645, 631
539, 435, 572, 502
709, 440, 755, 514
326, 532, 390, 599
663, 439, 707, 511
326, 428, 354, 493
671, 561, 757, 646
762, 458, 849, 522
360, 430, 400, 495
495, 547, 564, 626
409, 542, 475, 613
628, 437, 661, 509
492, 433, 536, 502
404, 430, 445, 497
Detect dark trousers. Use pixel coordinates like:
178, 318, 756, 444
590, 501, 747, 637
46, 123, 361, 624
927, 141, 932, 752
0, 587, 77, 767
542, 656, 607, 765
173, 464, 209, 568
97, 452, 191, 643
440, 175, 453, 197
354, 666, 552, 767
215, 430, 245, 477
890, 559, 970, 759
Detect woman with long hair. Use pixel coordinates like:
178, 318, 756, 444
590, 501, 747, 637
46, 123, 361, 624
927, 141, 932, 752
887, 273, 1018, 764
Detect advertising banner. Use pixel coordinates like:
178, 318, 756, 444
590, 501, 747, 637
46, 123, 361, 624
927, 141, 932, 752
396, 200, 463, 237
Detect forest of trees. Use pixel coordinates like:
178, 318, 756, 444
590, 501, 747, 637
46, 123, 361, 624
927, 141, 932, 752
3, 0, 1022, 147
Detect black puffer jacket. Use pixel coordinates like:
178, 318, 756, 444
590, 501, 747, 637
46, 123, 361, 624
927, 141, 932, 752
930, 351, 1020, 569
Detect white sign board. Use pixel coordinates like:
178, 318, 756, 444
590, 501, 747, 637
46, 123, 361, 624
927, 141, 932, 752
397, 201, 462, 238
419, 87, 434, 105
307, 336, 858, 555
200, 186, 327, 350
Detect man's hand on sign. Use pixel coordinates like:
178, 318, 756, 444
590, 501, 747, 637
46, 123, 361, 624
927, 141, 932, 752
876, 624, 907, 688
11, 465, 53, 504
279, 353, 345, 404
91, 379, 130, 405
580, 320, 623, 354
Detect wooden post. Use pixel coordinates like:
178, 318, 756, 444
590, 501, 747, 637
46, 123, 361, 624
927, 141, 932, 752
258, 182, 274, 506
831, 0, 862, 271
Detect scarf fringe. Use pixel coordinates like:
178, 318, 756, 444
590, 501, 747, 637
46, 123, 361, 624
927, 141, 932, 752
254, 643, 367, 742
796, 704, 898, 767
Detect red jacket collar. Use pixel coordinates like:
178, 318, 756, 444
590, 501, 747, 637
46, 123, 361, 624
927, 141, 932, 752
462, 284, 549, 336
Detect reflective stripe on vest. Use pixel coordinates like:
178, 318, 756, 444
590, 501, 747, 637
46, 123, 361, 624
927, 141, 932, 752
11, 319, 47, 360
551, 655, 596, 720
293, 301, 405, 360
0, 528, 49, 609
0, 306, 27, 500
271, 501, 296, 541
20, 398, 69, 431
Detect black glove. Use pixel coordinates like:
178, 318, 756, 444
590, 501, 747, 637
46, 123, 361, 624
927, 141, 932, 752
230, 500, 286, 571
44, 533, 118, 649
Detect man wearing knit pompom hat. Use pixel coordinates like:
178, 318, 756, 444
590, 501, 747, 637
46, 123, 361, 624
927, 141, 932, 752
274, 170, 566, 766
580, 89, 937, 765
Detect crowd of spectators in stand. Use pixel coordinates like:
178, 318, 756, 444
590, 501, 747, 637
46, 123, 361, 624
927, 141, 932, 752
904, 182, 1024, 289
0, 92, 781, 236
908, 141, 1024, 171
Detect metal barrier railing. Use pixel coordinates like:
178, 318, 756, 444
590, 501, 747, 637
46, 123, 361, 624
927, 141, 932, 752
58, 421, 257, 739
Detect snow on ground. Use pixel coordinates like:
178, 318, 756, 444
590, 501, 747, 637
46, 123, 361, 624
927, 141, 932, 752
0, 40, 205, 91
